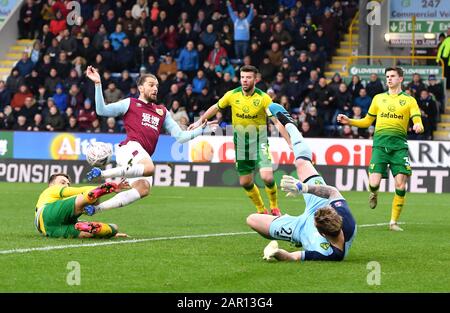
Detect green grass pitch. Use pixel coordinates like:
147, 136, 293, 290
0, 182, 449, 292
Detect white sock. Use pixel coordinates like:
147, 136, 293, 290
94, 188, 141, 212
101, 164, 145, 179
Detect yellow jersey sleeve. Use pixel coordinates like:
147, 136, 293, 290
60, 186, 96, 198
409, 97, 421, 119
262, 93, 273, 117
217, 91, 232, 110
367, 95, 379, 117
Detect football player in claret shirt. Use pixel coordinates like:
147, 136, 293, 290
34, 173, 128, 238
247, 104, 357, 262
337, 67, 424, 231
84, 66, 215, 216
189, 65, 291, 217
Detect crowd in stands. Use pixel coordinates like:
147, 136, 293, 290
0, 0, 445, 140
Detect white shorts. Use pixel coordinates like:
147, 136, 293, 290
115, 140, 153, 186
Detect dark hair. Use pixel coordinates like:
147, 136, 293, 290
48, 173, 71, 185
136, 74, 157, 86
385, 67, 404, 77
240, 65, 259, 75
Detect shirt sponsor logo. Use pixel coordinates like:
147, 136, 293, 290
380, 112, 404, 119
142, 112, 160, 130
236, 113, 258, 119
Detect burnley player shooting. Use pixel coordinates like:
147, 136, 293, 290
84, 66, 213, 216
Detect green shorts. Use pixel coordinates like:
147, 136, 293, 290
369, 146, 411, 179
235, 142, 272, 176
39, 197, 81, 238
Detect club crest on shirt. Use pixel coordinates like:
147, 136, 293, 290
253, 99, 260, 107
320, 242, 330, 250
399, 99, 406, 106
155, 108, 164, 116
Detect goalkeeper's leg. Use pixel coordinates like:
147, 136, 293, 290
269, 103, 318, 182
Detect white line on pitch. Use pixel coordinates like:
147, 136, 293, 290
0, 231, 256, 255
0, 222, 406, 255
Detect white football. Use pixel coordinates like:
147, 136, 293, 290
86, 142, 113, 167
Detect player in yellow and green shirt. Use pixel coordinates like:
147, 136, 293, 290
189, 65, 291, 216
34, 173, 128, 238
337, 67, 424, 231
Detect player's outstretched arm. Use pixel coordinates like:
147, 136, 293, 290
86, 66, 129, 117
187, 104, 220, 130
338, 113, 375, 129
164, 113, 215, 143
280, 175, 343, 200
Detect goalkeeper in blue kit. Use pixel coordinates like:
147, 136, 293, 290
246, 104, 357, 261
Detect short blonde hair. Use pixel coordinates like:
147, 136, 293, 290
314, 206, 343, 237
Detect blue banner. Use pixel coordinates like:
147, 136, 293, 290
0, 0, 19, 19
12, 131, 187, 162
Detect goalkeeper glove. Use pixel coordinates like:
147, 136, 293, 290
280, 175, 309, 197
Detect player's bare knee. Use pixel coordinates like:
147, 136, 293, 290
133, 180, 151, 197
246, 214, 258, 228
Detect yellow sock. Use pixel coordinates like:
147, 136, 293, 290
93, 222, 117, 238
391, 189, 406, 223
265, 182, 278, 209
83, 188, 97, 204
244, 184, 266, 213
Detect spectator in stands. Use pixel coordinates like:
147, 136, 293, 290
296, 51, 313, 83
64, 69, 81, 91
267, 41, 283, 68
300, 120, 314, 137
117, 37, 136, 71
45, 68, 62, 94
66, 115, 80, 132
144, 54, 159, 75
0, 81, 11, 109
16, 52, 34, 78
0, 105, 15, 129
193, 10, 208, 34
19, 96, 39, 123
207, 41, 228, 67
161, 24, 179, 54
158, 52, 177, 78
427, 74, 445, 113
66, 84, 84, 110
312, 77, 334, 125
353, 88, 371, 116
227, 1, 254, 62
199, 24, 218, 50
418, 89, 438, 137
27, 113, 45, 131
24, 69, 40, 96
30, 40, 42, 65
308, 42, 326, 72
102, 117, 118, 133
18, 0, 39, 39
55, 51, 72, 79
6, 69, 25, 94
319, 7, 339, 54
177, 41, 199, 80
103, 9, 117, 34
365, 73, 385, 98
77, 37, 97, 64
49, 10, 67, 36
86, 118, 102, 133
37, 24, 54, 51
169, 100, 190, 127
436, 27, 450, 89
215, 57, 235, 80
13, 115, 28, 131
270, 72, 287, 96
333, 83, 353, 124
110, 24, 127, 51
406, 73, 427, 100
305, 106, 324, 137
192, 70, 209, 95
53, 83, 68, 112
293, 25, 311, 52
104, 82, 124, 104
77, 98, 97, 131
45, 105, 65, 131
272, 22, 292, 49
348, 75, 363, 99
35, 85, 49, 110
340, 124, 355, 139
196, 86, 214, 115
132, 0, 149, 20
350, 106, 369, 138
11, 84, 33, 112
